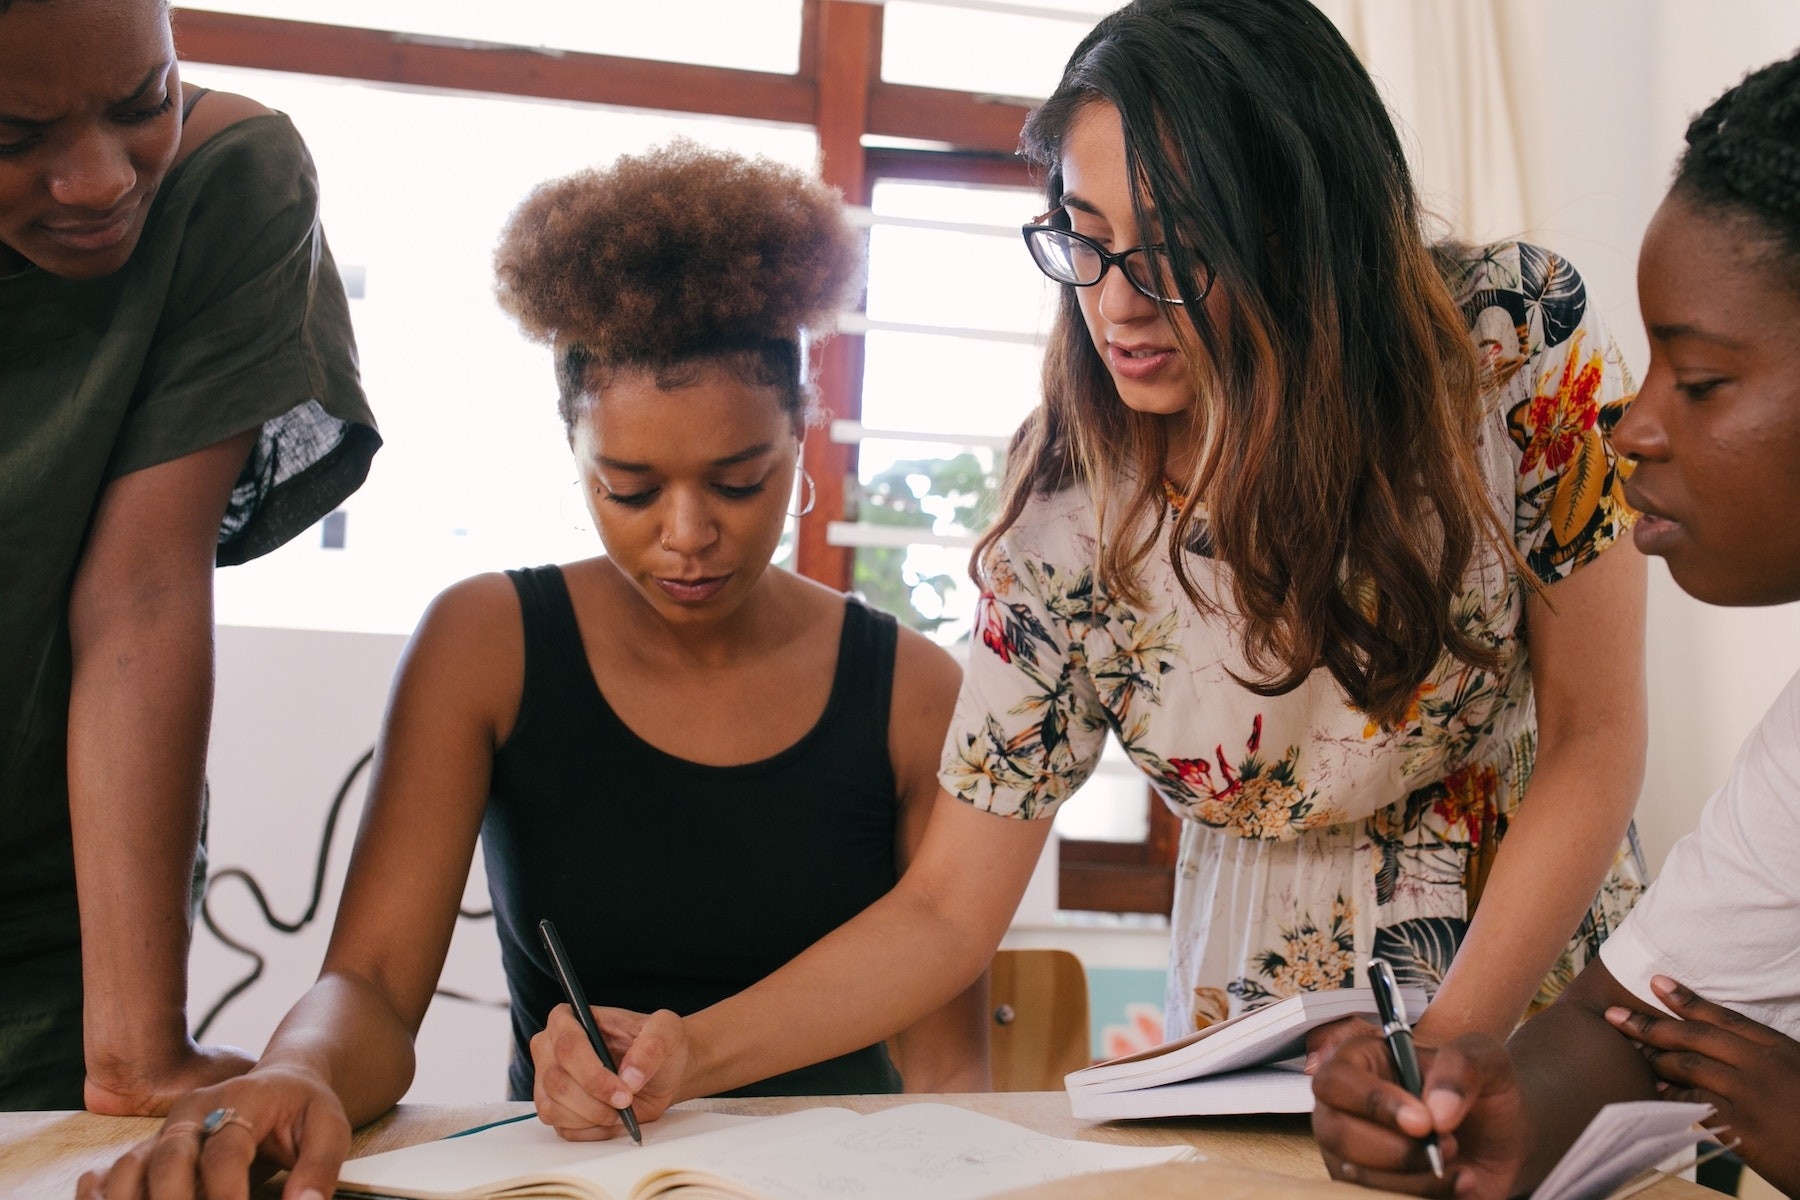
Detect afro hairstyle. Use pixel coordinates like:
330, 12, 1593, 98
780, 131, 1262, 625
494, 139, 863, 429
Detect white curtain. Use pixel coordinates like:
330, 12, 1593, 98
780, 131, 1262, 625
1316, 0, 1529, 244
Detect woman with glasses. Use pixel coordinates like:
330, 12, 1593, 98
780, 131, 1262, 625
1020, 0, 1645, 1041
499, 0, 1650, 1140
987, 0, 1647, 1049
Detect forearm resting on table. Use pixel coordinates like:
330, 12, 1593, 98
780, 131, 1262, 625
895, 969, 993, 1093
255, 972, 422, 1127
1413, 745, 1642, 1045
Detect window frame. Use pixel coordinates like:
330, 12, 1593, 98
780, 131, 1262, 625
172, 0, 1174, 915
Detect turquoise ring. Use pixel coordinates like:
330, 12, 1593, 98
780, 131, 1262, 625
199, 1107, 253, 1138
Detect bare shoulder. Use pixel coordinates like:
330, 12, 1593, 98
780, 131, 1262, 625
1552, 956, 1644, 1020
886, 624, 965, 833
892, 624, 962, 716
411, 571, 523, 665
887, 623, 963, 798
400, 572, 527, 740
174, 87, 276, 165
418, 570, 520, 630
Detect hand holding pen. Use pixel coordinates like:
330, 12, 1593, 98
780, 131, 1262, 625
537, 918, 644, 1145
1367, 957, 1444, 1180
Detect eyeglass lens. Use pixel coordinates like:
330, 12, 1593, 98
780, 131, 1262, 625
1027, 228, 1185, 303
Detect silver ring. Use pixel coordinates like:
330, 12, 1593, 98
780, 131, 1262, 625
161, 1120, 204, 1142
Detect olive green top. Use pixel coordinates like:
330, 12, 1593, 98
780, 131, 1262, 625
0, 113, 378, 983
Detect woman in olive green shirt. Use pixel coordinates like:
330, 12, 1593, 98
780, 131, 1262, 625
0, 0, 377, 1111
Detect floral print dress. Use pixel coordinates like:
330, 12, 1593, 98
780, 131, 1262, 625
941, 242, 1647, 1035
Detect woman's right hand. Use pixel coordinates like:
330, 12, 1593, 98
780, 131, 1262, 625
531, 1005, 688, 1140
1310, 1033, 1532, 1199
76, 1063, 351, 1200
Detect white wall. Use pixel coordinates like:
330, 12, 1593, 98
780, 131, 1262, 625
1490, 0, 1800, 871
196, 625, 514, 1100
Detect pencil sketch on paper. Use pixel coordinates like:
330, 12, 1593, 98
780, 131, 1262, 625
721, 1113, 1131, 1199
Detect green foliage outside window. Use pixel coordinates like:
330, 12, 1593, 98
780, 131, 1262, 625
852, 451, 1000, 637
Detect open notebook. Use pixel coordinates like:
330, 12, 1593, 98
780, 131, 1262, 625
1065, 985, 1425, 1120
1536, 1101, 1716, 1200
333, 1102, 1198, 1200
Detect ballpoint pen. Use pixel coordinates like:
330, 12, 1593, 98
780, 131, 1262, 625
1367, 957, 1443, 1180
538, 917, 644, 1145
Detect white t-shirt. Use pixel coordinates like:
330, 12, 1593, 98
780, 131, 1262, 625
1599, 668, 1800, 1040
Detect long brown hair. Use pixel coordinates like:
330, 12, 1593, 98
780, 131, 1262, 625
978, 0, 1516, 727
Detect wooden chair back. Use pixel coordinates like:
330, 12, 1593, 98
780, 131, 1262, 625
989, 948, 1091, 1092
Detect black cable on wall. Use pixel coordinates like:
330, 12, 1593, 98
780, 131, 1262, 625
194, 746, 502, 1039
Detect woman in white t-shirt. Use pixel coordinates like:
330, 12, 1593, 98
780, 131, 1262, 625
1312, 47, 1800, 1199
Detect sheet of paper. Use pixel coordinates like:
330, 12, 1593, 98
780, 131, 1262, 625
631, 1103, 1198, 1200
1533, 1101, 1712, 1200
335, 1108, 853, 1199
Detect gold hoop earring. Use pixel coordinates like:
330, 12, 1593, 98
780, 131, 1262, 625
789, 468, 817, 518
563, 479, 593, 533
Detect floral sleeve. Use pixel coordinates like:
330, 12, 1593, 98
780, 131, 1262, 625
1485, 242, 1637, 581
938, 532, 1111, 820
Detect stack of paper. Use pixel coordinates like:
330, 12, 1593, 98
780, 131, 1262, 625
1064, 986, 1425, 1120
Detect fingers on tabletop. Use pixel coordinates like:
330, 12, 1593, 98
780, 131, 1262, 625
280, 1101, 356, 1200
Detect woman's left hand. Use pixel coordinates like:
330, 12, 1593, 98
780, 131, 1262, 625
76, 1062, 352, 1200
1607, 975, 1800, 1194
1305, 1015, 1377, 1073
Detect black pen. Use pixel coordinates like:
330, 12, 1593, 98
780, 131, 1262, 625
1367, 957, 1443, 1180
538, 918, 643, 1145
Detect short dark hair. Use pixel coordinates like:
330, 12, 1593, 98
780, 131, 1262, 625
1675, 48, 1800, 281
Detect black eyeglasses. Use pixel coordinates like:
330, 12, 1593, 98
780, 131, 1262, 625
1021, 212, 1212, 305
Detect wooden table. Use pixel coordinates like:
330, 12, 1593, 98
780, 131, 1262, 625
0, 1092, 1717, 1199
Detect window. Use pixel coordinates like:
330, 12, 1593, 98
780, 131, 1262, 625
847, 175, 1051, 645
880, 0, 1109, 97
846, 163, 1175, 913
181, 1, 1175, 914
179, 0, 806, 72
192, 64, 817, 634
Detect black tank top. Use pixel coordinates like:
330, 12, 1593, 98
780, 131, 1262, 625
482, 565, 905, 1100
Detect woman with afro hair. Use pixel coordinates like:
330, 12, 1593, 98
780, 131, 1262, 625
86, 142, 983, 1200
